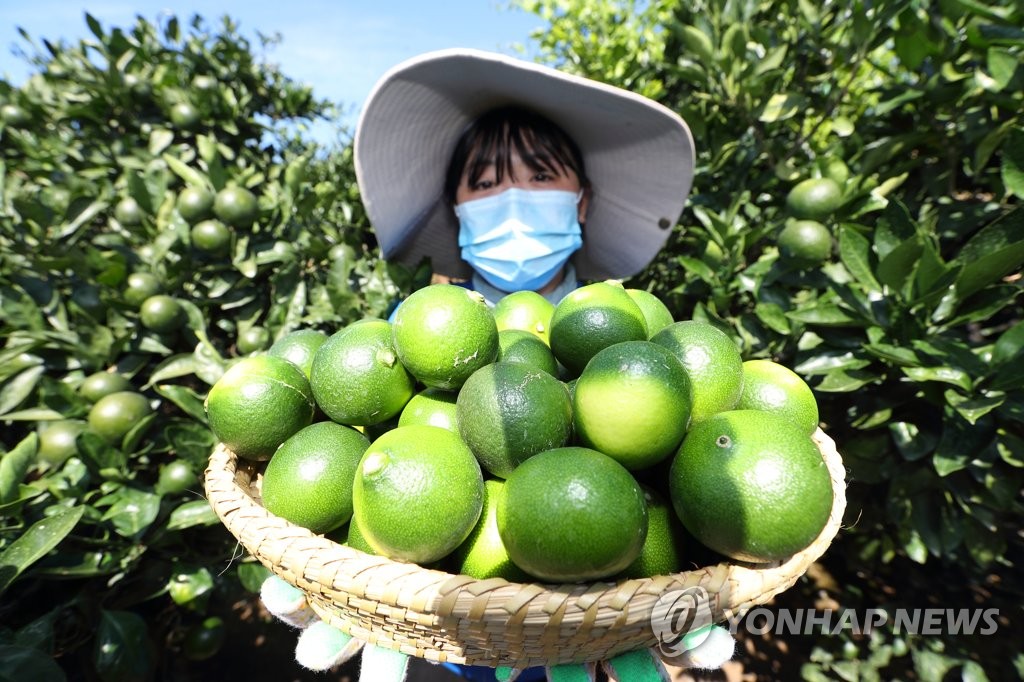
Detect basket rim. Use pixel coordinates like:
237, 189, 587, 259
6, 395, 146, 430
204, 427, 847, 667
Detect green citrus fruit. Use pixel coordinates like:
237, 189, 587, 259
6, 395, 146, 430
87, 391, 153, 444
176, 186, 214, 223
139, 295, 186, 333
549, 281, 648, 377
205, 355, 315, 461
1, 103, 29, 126
213, 186, 259, 227
456, 362, 573, 479
618, 486, 686, 579
651, 321, 744, 425
123, 272, 163, 308
573, 341, 692, 470
267, 329, 328, 379
823, 158, 851, 186
626, 289, 675, 338
778, 220, 832, 266
391, 284, 498, 390
114, 197, 144, 226
785, 177, 842, 221
343, 511, 377, 555
37, 420, 86, 466
497, 329, 558, 376
352, 425, 484, 564
492, 290, 556, 345
310, 320, 415, 426
156, 460, 199, 496
497, 447, 647, 583
182, 617, 225, 661
79, 371, 132, 402
190, 219, 231, 255
737, 360, 819, 435
261, 421, 370, 534
191, 75, 218, 92
450, 479, 530, 582
237, 326, 270, 355
397, 387, 459, 432
669, 409, 833, 563
169, 102, 200, 130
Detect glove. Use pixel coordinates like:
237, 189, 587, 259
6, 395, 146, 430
260, 575, 735, 681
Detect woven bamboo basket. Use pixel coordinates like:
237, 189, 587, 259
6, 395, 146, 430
204, 428, 846, 669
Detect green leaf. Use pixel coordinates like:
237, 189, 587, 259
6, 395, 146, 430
0, 645, 66, 681
863, 343, 919, 366
901, 366, 973, 391
0, 506, 85, 597
955, 206, 1024, 299
0, 365, 45, 417
676, 25, 714, 63
945, 389, 1004, 424
1, 433, 38, 504
838, 226, 881, 291
814, 368, 877, 392
754, 302, 791, 334
161, 154, 210, 189
148, 129, 174, 155
85, 13, 104, 40
874, 199, 917, 260
236, 562, 272, 593
166, 500, 219, 530
100, 487, 160, 538
992, 319, 1024, 365
758, 92, 805, 122
153, 384, 208, 423
785, 303, 859, 326
143, 354, 199, 388
94, 610, 152, 682
1001, 126, 1024, 198
167, 564, 214, 606
890, 421, 937, 461
677, 256, 717, 283
986, 47, 1017, 90
960, 660, 990, 682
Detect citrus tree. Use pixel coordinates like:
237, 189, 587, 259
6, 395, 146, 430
518, 0, 1023, 678
0, 13, 405, 679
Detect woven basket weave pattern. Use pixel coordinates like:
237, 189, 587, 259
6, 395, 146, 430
205, 429, 846, 668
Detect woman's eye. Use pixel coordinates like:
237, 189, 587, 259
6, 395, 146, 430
469, 179, 494, 191
532, 172, 553, 182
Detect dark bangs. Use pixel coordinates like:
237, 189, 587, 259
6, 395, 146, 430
444, 106, 588, 205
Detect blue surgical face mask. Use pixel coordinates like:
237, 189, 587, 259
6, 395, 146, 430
455, 188, 584, 293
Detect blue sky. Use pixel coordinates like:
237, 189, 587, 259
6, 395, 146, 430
1, 1, 545, 134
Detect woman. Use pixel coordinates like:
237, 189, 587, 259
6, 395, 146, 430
354, 47, 696, 306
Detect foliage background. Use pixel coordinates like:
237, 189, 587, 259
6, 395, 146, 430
1, 1, 1022, 680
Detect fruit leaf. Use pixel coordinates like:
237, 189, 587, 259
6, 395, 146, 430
94, 610, 152, 682
838, 225, 881, 291
1001, 126, 1024, 198
166, 500, 219, 530
0, 645, 67, 681
0, 366, 45, 417
167, 564, 214, 606
953, 206, 1024, 299
100, 487, 160, 538
0, 506, 85, 597
0, 433, 38, 504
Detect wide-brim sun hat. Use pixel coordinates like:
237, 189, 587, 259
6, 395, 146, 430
354, 48, 696, 282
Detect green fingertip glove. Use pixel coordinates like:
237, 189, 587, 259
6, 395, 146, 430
601, 649, 669, 681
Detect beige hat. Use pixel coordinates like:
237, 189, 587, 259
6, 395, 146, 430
354, 48, 695, 281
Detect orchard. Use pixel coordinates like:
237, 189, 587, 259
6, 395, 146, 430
1, 3, 1021, 681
